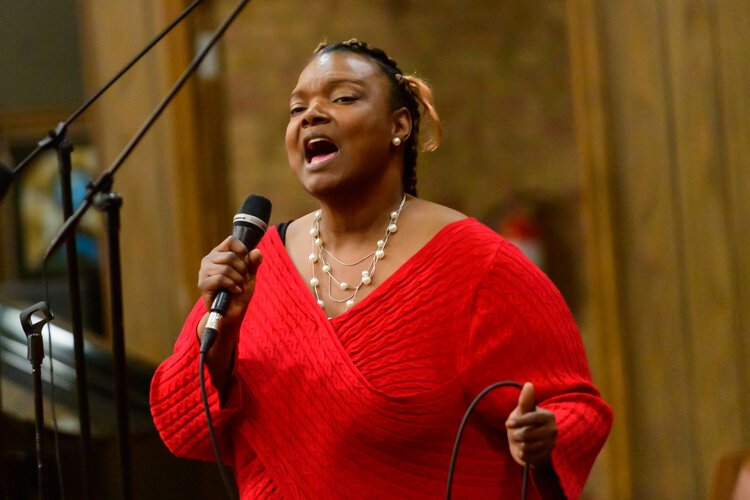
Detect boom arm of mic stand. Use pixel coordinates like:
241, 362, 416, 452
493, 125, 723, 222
43, 0, 253, 263
0, 0, 206, 201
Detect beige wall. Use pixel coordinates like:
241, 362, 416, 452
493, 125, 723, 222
214, 1, 580, 223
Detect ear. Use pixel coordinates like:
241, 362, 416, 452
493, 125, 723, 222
391, 107, 412, 142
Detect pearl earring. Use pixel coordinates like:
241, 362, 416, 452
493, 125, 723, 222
392, 136, 402, 146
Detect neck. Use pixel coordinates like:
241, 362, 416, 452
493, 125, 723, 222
308, 189, 408, 315
317, 188, 406, 248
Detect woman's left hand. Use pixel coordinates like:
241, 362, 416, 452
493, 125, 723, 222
505, 382, 558, 467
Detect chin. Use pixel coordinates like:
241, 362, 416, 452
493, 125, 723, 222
298, 176, 344, 200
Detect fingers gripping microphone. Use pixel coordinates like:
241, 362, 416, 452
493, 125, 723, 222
200, 194, 272, 353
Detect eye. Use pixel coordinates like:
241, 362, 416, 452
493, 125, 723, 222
290, 105, 306, 117
333, 95, 358, 104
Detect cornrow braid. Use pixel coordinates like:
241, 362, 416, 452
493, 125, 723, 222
313, 39, 442, 196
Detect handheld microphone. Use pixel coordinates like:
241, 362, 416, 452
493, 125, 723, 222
200, 194, 272, 353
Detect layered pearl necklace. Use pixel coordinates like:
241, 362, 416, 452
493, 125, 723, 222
309, 194, 407, 314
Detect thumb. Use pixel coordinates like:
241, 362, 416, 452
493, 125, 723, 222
518, 382, 536, 414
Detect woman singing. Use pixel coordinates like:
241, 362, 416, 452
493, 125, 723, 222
150, 39, 612, 499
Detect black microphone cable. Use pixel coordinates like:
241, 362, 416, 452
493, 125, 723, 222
445, 381, 530, 500
197, 194, 271, 500
199, 349, 238, 500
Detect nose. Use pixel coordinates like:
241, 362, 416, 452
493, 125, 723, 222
301, 100, 330, 127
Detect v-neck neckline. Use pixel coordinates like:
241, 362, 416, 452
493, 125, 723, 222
269, 217, 474, 326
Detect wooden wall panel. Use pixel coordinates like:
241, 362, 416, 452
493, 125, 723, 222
566, 1, 631, 497
76, 0, 220, 363
568, 0, 750, 497
601, 1, 699, 496
661, 0, 745, 487
714, 0, 750, 445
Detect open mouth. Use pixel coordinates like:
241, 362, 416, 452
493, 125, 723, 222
305, 137, 339, 165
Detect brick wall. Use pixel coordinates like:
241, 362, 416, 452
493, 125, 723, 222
216, 0, 578, 224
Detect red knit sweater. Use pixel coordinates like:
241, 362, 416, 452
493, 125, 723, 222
150, 218, 611, 499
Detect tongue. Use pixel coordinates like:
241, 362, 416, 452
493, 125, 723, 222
310, 151, 337, 164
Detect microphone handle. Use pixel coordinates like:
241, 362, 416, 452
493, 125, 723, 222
201, 221, 266, 353
210, 289, 233, 317
201, 294, 231, 354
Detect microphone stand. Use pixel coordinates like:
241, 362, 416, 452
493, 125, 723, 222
19, 302, 54, 500
42, 1, 253, 498
1, 2, 205, 498
0, 0, 206, 203
92, 191, 132, 500
54, 138, 95, 497
44, 0, 253, 259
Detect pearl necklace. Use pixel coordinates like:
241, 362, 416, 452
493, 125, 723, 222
309, 195, 407, 314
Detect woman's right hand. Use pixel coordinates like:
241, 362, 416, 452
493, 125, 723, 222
196, 236, 263, 395
198, 235, 263, 334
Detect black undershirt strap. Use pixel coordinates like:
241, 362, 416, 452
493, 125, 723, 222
275, 221, 292, 245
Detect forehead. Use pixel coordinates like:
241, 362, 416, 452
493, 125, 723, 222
291, 51, 388, 94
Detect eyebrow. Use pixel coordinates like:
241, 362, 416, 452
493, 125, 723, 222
289, 78, 367, 101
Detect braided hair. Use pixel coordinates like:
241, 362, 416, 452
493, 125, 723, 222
313, 40, 442, 196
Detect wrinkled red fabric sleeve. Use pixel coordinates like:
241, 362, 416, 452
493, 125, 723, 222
149, 299, 248, 465
463, 240, 612, 499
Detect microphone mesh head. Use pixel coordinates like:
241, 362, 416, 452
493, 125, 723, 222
239, 194, 272, 223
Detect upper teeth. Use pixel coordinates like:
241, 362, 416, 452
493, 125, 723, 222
309, 138, 326, 145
